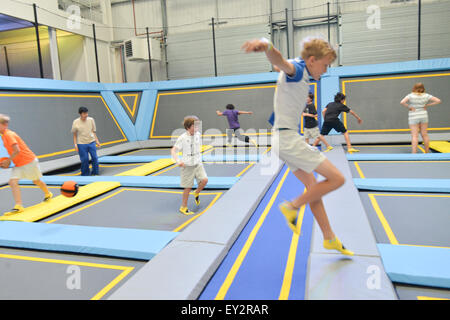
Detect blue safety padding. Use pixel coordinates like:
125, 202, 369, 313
0, 75, 105, 92
100, 91, 137, 142
135, 90, 158, 140
326, 57, 450, 78
147, 72, 279, 91
354, 178, 450, 193
20, 175, 239, 189
0, 221, 178, 260
347, 153, 450, 161
377, 244, 450, 289
98, 154, 260, 163
319, 75, 341, 135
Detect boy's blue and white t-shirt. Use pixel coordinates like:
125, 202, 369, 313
271, 58, 311, 130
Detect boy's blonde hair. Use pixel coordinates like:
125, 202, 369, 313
301, 38, 336, 62
0, 114, 10, 124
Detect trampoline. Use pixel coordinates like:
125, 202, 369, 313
0, 246, 144, 300
1, 54, 450, 302
0, 145, 264, 299
346, 144, 450, 299
344, 144, 427, 154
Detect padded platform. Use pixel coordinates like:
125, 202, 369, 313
430, 141, 450, 153
19, 175, 239, 189
0, 221, 178, 260
347, 153, 450, 161
0, 182, 120, 222
99, 154, 260, 163
115, 158, 175, 176
99, 155, 168, 163
354, 178, 450, 193
378, 244, 450, 289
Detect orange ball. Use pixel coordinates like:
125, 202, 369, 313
60, 181, 79, 198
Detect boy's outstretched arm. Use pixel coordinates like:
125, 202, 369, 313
216, 110, 223, 116
349, 110, 363, 124
242, 39, 295, 77
238, 111, 253, 115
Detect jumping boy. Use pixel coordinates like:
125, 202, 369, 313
320, 92, 362, 153
216, 104, 258, 147
242, 37, 353, 255
0, 114, 52, 215
171, 116, 208, 215
302, 92, 333, 151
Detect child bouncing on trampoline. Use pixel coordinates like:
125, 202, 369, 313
302, 92, 333, 151
216, 104, 258, 147
242, 37, 353, 255
171, 116, 208, 215
320, 92, 362, 153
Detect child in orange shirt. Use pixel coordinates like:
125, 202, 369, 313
0, 114, 52, 215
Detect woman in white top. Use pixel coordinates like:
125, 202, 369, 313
400, 83, 441, 153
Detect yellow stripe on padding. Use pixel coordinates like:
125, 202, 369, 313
429, 141, 450, 153
0, 182, 121, 222
115, 158, 175, 176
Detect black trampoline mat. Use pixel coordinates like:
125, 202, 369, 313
0, 185, 62, 214
40, 187, 224, 232
359, 191, 450, 248
0, 247, 144, 300
395, 283, 450, 300
344, 145, 425, 154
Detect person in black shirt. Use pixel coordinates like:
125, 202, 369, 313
302, 93, 333, 151
320, 92, 362, 152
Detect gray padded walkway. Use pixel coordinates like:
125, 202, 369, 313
306, 146, 397, 300
109, 153, 283, 299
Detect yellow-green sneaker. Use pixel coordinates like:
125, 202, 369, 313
4, 204, 25, 216
43, 192, 53, 202
324, 146, 334, 152
279, 201, 299, 234
194, 192, 200, 206
179, 206, 194, 215
347, 148, 360, 153
323, 237, 354, 256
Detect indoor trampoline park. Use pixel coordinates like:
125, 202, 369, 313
0, 0, 449, 303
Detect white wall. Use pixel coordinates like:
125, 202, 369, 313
1, 0, 449, 82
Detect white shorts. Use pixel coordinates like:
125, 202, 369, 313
272, 129, 326, 173
303, 127, 320, 140
10, 158, 43, 181
409, 115, 428, 125
180, 163, 208, 188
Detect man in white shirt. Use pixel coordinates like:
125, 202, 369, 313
171, 116, 208, 215
72, 106, 101, 176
